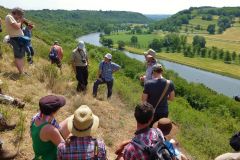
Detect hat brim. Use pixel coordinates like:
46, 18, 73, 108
67, 114, 99, 137
146, 54, 153, 58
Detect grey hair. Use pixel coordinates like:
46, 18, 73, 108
11, 7, 24, 16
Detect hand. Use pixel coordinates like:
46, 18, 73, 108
140, 75, 145, 82
115, 140, 131, 155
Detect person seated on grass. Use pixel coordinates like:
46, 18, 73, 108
0, 79, 25, 108
0, 113, 17, 159
121, 103, 177, 160
30, 95, 69, 160
57, 105, 107, 160
157, 118, 188, 160
215, 131, 240, 160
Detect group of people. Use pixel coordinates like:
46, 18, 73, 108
0, 7, 181, 160
1, 6, 237, 160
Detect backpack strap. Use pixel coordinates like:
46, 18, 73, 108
93, 139, 99, 160
154, 79, 170, 109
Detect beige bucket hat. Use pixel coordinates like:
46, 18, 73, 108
67, 105, 99, 137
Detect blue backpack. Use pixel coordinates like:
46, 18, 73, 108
49, 47, 58, 60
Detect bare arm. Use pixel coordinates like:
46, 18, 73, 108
10, 22, 22, 30
59, 118, 70, 139
142, 93, 148, 104
168, 90, 175, 101
72, 62, 76, 74
48, 126, 65, 146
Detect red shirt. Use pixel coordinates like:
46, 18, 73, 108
50, 45, 63, 60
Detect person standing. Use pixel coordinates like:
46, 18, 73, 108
5, 7, 26, 74
93, 53, 120, 98
22, 23, 35, 64
49, 41, 63, 69
140, 49, 157, 84
71, 41, 89, 92
142, 64, 175, 127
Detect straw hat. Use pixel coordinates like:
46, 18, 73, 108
156, 118, 178, 139
144, 49, 156, 58
67, 105, 99, 137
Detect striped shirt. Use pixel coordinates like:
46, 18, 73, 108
57, 136, 107, 160
123, 128, 164, 160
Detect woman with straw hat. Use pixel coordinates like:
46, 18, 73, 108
57, 105, 107, 160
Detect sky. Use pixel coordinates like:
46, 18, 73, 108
0, 0, 240, 14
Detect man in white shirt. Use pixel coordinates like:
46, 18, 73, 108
5, 7, 27, 74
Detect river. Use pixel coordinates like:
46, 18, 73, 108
78, 33, 240, 98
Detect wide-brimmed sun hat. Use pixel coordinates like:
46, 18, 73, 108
144, 49, 156, 58
67, 105, 99, 137
104, 53, 112, 60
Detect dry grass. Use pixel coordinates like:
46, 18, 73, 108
0, 50, 136, 160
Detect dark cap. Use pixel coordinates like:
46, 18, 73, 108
152, 63, 163, 73
39, 95, 66, 115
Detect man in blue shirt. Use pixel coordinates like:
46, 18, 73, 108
93, 53, 120, 98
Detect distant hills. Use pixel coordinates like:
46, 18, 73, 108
154, 7, 240, 33
145, 14, 171, 20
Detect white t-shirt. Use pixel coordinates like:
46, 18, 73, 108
5, 14, 23, 37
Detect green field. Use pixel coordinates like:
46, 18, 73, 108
124, 46, 240, 79
189, 16, 218, 29
106, 32, 164, 48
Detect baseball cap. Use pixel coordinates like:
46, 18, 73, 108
152, 63, 163, 72
104, 53, 112, 60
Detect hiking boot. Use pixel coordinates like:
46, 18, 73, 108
12, 99, 25, 109
0, 149, 18, 160
0, 117, 16, 132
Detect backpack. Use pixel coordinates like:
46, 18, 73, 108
131, 131, 175, 160
230, 132, 240, 151
49, 47, 59, 60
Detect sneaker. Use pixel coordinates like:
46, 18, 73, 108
0, 148, 18, 160
28, 59, 33, 65
12, 99, 25, 109
0, 117, 16, 132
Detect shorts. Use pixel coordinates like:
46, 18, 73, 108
51, 58, 62, 68
9, 37, 25, 59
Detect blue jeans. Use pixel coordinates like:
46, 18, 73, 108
93, 79, 113, 98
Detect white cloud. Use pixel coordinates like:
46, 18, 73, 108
0, 0, 240, 14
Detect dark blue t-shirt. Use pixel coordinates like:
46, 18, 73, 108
143, 78, 175, 113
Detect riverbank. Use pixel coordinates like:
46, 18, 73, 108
124, 46, 240, 80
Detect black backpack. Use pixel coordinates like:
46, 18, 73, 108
230, 132, 240, 151
49, 47, 58, 60
131, 134, 174, 160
